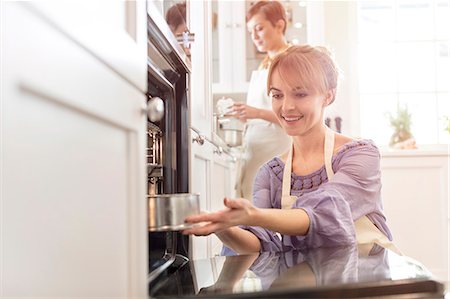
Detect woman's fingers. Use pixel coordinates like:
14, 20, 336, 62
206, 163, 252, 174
185, 210, 225, 223
224, 197, 246, 209
182, 222, 227, 236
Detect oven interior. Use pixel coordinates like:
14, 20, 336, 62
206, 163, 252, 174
146, 8, 192, 287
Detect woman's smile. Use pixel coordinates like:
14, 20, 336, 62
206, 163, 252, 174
282, 114, 303, 124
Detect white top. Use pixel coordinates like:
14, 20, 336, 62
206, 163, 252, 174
246, 69, 271, 126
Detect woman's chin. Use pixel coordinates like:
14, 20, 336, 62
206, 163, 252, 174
284, 128, 301, 136
255, 45, 266, 53
282, 124, 308, 137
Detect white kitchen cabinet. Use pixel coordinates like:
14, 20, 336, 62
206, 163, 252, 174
1, 3, 147, 297
189, 0, 238, 260
380, 149, 449, 282
190, 139, 213, 261
189, 0, 242, 260
190, 137, 236, 260
189, 0, 214, 260
26, 0, 148, 92
211, 0, 248, 93
190, 0, 213, 135
210, 153, 236, 257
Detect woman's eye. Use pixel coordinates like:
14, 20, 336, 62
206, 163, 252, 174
295, 93, 307, 98
271, 94, 283, 100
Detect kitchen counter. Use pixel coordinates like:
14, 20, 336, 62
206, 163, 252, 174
149, 244, 446, 298
380, 144, 449, 157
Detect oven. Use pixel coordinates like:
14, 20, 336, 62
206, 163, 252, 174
146, 0, 194, 288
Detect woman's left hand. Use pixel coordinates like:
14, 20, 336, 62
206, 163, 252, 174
183, 197, 257, 236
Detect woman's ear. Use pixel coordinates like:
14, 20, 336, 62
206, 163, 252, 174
323, 89, 336, 107
276, 19, 286, 33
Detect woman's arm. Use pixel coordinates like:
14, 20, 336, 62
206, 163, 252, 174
253, 208, 310, 236
216, 227, 261, 254
184, 197, 310, 246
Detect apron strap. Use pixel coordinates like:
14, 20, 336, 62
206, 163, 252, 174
281, 139, 296, 209
324, 127, 335, 180
282, 127, 335, 203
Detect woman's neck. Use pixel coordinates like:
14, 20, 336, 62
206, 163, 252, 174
267, 40, 289, 59
292, 125, 327, 160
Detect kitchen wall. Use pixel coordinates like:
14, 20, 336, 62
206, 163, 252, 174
322, 1, 360, 137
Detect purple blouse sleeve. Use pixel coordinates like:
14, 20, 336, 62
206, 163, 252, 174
240, 166, 284, 252
320, 142, 391, 239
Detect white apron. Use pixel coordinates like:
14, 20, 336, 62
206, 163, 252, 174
281, 128, 401, 255
236, 69, 290, 199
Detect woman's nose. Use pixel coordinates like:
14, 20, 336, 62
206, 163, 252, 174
282, 96, 296, 111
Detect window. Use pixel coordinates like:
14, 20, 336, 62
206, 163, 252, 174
358, 0, 449, 145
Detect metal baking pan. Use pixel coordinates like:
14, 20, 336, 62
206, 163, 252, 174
148, 193, 200, 232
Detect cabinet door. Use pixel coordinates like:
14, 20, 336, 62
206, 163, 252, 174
190, 140, 213, 260
25, 0, 147, 92
381, 155, 449, 282
210, 154, 235, 257
190, 0, 213, 135
2, 4, 147, 297
212, 1, 250, 94
190, 141, 236, 259
230, 1, 250, 93
211, 0, 233, 92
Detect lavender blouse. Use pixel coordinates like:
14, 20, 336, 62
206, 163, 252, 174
239, 139, 393, 252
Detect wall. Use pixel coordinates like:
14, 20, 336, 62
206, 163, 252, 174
322, 1, 360, 137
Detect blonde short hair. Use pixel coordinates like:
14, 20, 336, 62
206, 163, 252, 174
267, 45, 340, 104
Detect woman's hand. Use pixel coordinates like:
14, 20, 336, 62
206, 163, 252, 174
228, 102, 260, 122
183, 197, 257, 236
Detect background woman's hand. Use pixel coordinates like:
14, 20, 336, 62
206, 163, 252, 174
183, 197, 257, 236
228, 102, 260, 122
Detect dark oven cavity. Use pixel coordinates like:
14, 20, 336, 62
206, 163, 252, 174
147, 2, 192, 287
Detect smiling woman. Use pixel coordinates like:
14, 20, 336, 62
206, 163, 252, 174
184, 45, 399, 256
268, 46, 338, 138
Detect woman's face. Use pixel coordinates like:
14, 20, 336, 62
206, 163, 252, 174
247, 13, 284, 53
269, 68, 332, 137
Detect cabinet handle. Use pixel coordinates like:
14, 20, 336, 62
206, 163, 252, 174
234, 23, 242, 28
213, 146, 224, 155
225, 23, 232, 28
192, 134, 206, 145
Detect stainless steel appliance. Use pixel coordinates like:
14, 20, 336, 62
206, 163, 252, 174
146, 0, 195, 286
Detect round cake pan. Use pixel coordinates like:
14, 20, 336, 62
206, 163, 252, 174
148, 193, 200, 232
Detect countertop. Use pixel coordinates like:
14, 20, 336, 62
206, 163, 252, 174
149, 244, 446, 298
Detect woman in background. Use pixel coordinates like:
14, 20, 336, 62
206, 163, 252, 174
166, 2, 187, 36
232, 1, 291, 200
